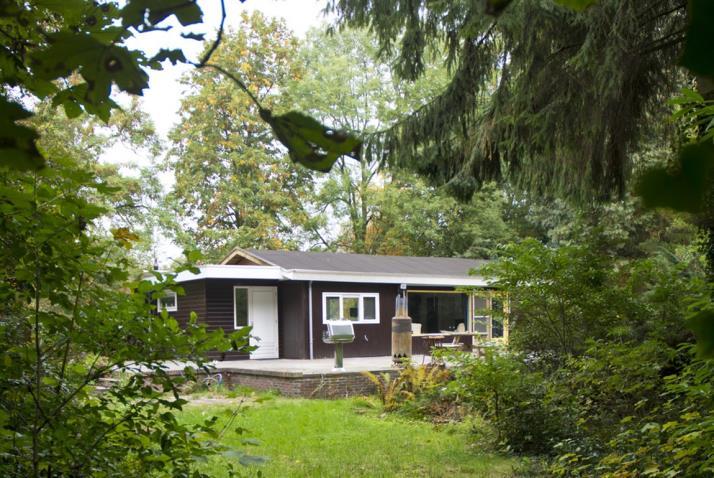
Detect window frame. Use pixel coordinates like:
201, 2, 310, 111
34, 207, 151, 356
157, 290, 178, 312
321, 292, 380, 325
233, 286, 250, 330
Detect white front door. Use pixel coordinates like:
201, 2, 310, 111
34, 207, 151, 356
247, 287, 279, 359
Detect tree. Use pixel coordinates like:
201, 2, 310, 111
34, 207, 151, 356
326, 0, 687, 201
165, 12, 323, 261
369, 178, 515, 258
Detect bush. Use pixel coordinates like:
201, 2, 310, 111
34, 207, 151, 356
362, 362, 452, 416
551, 347, 714, 478
445, 350, 575, 455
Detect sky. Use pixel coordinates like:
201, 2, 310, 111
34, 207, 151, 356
101, 1, 329, 264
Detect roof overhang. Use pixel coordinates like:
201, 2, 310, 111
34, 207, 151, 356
174, 265, 283, 282
174, 264, 488, 287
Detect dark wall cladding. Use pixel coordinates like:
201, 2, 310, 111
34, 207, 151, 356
278, 281, 309, 359
310, 281, 400, 359
170, 279, 206, 329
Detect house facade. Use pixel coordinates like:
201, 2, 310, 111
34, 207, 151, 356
160, 248, 506, 360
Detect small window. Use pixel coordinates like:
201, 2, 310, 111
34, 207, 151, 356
157, 290, 177, 312
234, 287, 249, 328
322, 293, 380, 324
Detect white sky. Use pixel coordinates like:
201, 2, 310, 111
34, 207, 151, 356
101, 0, 329, 264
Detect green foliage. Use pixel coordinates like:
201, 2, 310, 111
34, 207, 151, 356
679, 0, 714, 76
327, 0, 686, 200
0, 153, 252, 476
550, 347, 714, 478
637, 142, 714, 213
362, 362, 451, 414
164, 12, 324, 259
445, 350, 573, 454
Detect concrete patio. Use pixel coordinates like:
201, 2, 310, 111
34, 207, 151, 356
152, 355, 432, 398
160, 354, 431, 376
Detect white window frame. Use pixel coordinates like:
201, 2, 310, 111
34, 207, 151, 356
321, 292, 380, 325
157, 290, 178, 312
233, 286, 250, 330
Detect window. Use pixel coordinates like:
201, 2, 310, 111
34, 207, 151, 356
157, 290, 177, 312
407, 291, 468, 334
234, 287, 249, 329
322, 293, 380, 324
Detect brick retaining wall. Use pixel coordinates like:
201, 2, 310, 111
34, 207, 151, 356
166, 368, 397, 399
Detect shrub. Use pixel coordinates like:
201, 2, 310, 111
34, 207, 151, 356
445, 350, 575, 454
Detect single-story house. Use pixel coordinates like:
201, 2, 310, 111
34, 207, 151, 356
159, 248, 507, 360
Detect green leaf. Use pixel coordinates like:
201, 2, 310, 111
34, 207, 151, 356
554, 0, 598, 10
122, 0, 203, 28
259, 109, 361, 172
687, 308, 714, 358
636, 142, 714, 213
0, 96, 45, 171
150, 49, 187, 66
680, 0, 714, 76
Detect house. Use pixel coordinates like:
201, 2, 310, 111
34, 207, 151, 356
159, 248, 507, 360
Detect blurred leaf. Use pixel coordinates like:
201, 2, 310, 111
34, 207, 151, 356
122, 0, 203, 27
680, 0, 714, 76
687, 308, 714, 358
259, 109, 361, 172
111, 227, 140, 249
0, 96, 45, 171
636, 142, 714, 213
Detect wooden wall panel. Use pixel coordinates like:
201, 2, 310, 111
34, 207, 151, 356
278, 281, 308, 359
310, 282, 400, 359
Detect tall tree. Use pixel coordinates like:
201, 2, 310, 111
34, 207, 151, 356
165, 12, 323, 261
326, 0, 687, 201
289, 27, 452, 253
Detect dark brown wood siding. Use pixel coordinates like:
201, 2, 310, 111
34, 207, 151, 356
204, 279, 280, 360
171, 280, 206, 329
278, 281, 309, 359
311, 282, 400, 358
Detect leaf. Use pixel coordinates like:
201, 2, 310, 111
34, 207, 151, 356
151, 49, 187, 66
122, 0, 203, 28
0, 96, 45, 171
679, 0, 714, 76
554, 0, 598, 10
111, 227, 141, 249
259, 109, 361, 172
636, 142, 714, 213
686, 308, 714, 358
181, 32, 205, 41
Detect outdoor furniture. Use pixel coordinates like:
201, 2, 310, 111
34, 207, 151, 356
419, 334, 445, 363
437, 334, 464, 351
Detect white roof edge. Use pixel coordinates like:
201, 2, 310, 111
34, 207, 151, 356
174, 264, 489, 287
174, 265, 284, 282
286, 269, 489, 287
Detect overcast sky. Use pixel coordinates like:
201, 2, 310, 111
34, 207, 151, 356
102, 0, 330, 264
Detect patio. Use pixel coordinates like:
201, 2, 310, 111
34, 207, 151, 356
155, 355, 432, 398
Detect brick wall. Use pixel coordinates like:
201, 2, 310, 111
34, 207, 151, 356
231, 370, 396, 399
184, 369, 396, 399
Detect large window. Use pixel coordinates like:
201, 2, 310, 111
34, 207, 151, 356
234, 287, 249, 329
408, 291, 468, 334
157, 291, 177, 312
322, 293, 379, 324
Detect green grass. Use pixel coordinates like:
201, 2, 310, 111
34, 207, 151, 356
181, 395, 519, 478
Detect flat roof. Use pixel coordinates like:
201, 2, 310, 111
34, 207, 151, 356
172, 248, 490, 287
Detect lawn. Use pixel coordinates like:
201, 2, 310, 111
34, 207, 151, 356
180, 395, 519, 478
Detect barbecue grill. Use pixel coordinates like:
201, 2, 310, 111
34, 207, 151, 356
322, 320, 355, 371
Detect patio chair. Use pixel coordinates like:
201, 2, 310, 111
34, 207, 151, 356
437, 334, 463, 351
